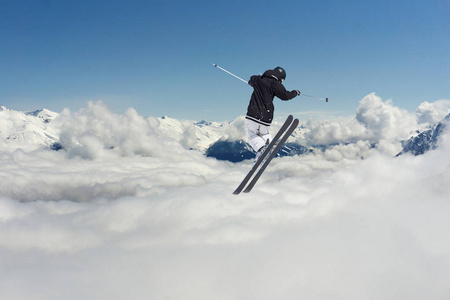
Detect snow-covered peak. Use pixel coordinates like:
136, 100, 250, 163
195, 120, 212, 127
25, 108, 59, 119
0, 107, 60, 150
397, 112, 450, 156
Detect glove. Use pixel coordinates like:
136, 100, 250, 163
294, 90, 301, 96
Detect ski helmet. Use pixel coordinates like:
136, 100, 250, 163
274, 67, 286, 81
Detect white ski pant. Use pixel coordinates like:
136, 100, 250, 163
245, 119, 272, 152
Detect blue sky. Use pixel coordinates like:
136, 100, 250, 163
1, 0, 449, 121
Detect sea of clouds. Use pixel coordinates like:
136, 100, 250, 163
1, 93, 450, 299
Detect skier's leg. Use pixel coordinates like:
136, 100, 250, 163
253, 124, 272, 162
258, 124, 272, 146
245, 119, 268, 152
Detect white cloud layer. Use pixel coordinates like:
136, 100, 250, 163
303, 93, 425, 149
416, 99, 450, 124
1, 95, 450, 299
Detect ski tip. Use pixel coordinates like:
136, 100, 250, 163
212, 63, 217, 67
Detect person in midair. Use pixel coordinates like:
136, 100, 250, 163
246, 66, 300, 161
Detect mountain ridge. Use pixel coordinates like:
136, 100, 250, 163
1, 106, 449, 161
396, 113, 450, 156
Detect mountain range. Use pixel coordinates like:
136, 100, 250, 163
396, 113, 450, 156
0, 106, 59, 150
1, 105, 448, 161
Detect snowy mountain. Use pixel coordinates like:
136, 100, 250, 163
147, 115, 312, 162
2, 104, 449, 161
0, 106, 60, 150
205, 139, 255, 162
205, 139, 311, 162
0, 106, 309, 161
397, 113, 450, 156
0, 106, 228, 153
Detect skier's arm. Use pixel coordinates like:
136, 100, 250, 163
248, 75, 260, 87
273, 82, 298, 101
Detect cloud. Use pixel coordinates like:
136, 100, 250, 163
58, 101, 187, 159
304, 117, 369, 145
1, 96, 450, 299
300, 94, 450, 158
416, 99, 450, 124
302, 93, 426, 156
355, 93, 418, 141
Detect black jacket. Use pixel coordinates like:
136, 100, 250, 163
246, 69, 297, 125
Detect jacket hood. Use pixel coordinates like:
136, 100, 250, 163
262, 69, 281, 82
262, 67, 286, 82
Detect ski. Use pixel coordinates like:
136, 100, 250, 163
232, 115, 294, 195
243, 118, 299, 193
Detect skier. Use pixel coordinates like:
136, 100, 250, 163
246, 66, 300, 161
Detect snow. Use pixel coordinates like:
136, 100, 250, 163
0, 106, 59, 150
1, 94, 450, 300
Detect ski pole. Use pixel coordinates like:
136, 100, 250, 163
301, 93, 329, 102
213, 63, 329, 102
212, 63, 248, 84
